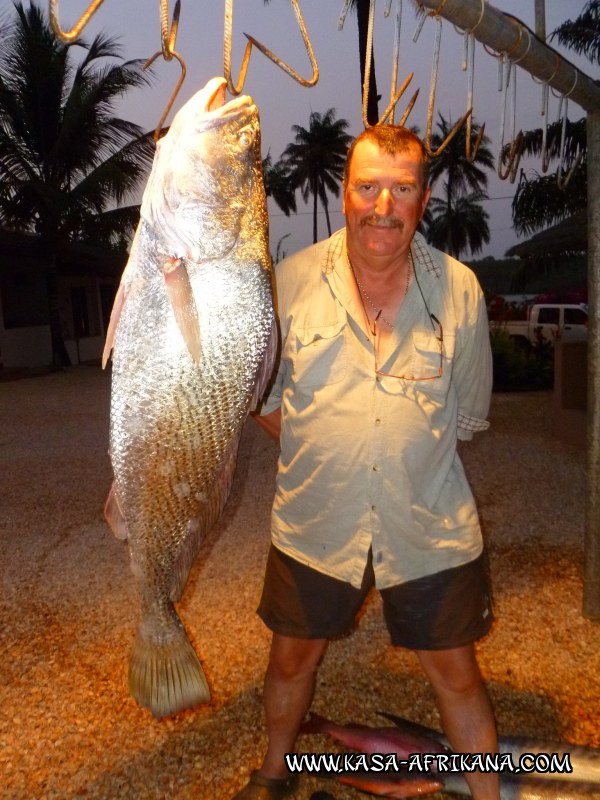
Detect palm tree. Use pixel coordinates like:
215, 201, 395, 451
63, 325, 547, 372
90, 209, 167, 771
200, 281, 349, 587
510, 118, 587, 239
281, 108, 352, 244
426, 190, 490, 259
0, 3, 155, 367
551, 0, 600, 63
262, 152, 297, 216
427, 114, 494, 199
424, 114, 493, 259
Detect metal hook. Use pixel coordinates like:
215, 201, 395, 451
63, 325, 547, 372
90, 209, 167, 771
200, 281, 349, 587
49, 0, 105, 44
159, 0, 181, 59
464, 30, 485, 162
144, 0, 186, 141
224, 0, 318, 97
423, 16, 470, 157
378, 74, 420, 126
497, 59, 523, 182
556, 72, 584, 190
144, 51, 186, 141
360, 0, 417, 128
361, 0, 376, 126
338, 0, 353, 30
540, 84, 551, 173
388, 0, 402, 123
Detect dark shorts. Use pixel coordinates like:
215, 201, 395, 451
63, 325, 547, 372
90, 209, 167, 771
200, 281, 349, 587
257, 545, 494, 650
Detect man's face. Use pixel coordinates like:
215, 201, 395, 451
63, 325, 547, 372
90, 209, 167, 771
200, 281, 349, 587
343, 139, 431, 261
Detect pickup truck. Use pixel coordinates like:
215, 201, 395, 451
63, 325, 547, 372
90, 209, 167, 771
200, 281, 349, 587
490, 303, 588, 347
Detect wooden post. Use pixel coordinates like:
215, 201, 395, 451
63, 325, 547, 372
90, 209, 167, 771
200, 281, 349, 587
585, 109, 600, 620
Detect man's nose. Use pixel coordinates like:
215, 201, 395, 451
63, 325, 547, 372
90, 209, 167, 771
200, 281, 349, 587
375, 187, 394, 214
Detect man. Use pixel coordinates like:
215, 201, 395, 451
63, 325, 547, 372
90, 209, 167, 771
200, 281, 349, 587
235, 125, 497, 800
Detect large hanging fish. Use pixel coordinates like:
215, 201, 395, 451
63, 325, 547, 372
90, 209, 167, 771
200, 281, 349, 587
103, 77, 276, 718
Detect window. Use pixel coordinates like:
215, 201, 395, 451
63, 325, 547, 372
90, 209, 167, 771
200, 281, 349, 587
564, 308, 587, 326
537, 307, 559, 325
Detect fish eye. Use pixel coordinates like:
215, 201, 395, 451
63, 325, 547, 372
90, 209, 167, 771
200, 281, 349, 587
238, 129, 253, 148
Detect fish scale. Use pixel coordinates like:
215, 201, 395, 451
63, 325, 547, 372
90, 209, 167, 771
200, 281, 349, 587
104, 77, 275, 718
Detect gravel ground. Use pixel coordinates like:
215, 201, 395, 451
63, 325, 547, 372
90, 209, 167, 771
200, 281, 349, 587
0, 366, 598, 800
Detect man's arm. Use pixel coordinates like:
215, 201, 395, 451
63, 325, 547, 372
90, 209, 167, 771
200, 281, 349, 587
253, 407, 281, 443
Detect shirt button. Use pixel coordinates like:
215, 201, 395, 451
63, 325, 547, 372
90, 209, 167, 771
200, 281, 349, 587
372, 464, 379, 472
375, 418, 381, 426
371, 504, 377, 511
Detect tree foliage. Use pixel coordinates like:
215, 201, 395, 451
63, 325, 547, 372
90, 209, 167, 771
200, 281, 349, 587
281, 108, 352, 243
511, 2, 598, 238
424, 115, 493, 259
550, 0, 600, 64
0, 2, 155, 366
262, 152, 297, 217
427, 190, 490, 260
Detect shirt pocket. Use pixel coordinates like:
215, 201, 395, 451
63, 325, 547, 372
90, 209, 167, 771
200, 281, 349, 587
292, 321, 347, 388
410, 329, 456, 392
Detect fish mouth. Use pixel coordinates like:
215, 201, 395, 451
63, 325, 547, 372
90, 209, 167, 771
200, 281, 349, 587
201, 77, 254, 122
207, 79, 227, 112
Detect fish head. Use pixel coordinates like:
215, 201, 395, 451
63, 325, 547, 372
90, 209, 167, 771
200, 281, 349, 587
142, 77, 267, 264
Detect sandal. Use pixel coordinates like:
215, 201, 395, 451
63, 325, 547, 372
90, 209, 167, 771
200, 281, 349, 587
232, 769, 299, 799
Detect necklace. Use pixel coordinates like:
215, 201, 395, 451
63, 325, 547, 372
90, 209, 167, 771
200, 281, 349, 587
347, 251, 412, 332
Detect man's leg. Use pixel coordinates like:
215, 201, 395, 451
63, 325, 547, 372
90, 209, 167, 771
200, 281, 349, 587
259, 632, 328, 779
417, 645, 500, 800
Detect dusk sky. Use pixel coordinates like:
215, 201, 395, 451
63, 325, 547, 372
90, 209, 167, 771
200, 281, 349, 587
3, 0, 595, 259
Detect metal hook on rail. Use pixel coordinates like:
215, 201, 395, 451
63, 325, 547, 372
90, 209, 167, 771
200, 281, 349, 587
224, 0, 318, 97
556, 71, 584, 190
338, 0, 353, 30
387, 0, 402, 124
358, 0, 418, 128
144, 0, 187, 140
497, 58, 523, 182
422, 15, 471, 157
49, 0, 105, 44
531, 53, 559, 173
458, 0, 486, 162
463, 31, 485, 162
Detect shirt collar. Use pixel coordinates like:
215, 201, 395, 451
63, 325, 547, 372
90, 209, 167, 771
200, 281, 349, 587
321, 227, 442, 281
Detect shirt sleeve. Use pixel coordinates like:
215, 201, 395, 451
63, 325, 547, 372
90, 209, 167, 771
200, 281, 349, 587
453, 287, 493, 441
259, 348, 284, 416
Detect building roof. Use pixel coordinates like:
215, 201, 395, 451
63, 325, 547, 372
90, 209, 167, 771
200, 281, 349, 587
505, 211, 587, 259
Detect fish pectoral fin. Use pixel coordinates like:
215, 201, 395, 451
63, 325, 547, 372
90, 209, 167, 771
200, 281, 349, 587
162, 258, 202, 363
102, 282, 127, 368
104, 481, 129, 540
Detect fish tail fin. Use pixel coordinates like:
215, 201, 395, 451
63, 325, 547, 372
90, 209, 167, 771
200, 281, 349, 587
162, 258, 202, 364
128, 615, 210, 718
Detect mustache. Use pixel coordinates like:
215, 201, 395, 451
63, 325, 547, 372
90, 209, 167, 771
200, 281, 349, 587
361, 215, 403, 229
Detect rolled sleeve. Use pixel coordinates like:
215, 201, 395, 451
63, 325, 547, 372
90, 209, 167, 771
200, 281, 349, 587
454, 293, 493, 441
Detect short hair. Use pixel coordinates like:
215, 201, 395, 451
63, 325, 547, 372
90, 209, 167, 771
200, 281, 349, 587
344, 125, 429, 188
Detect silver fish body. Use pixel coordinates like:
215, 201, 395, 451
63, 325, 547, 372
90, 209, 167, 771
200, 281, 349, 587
104, 77, 275, 718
